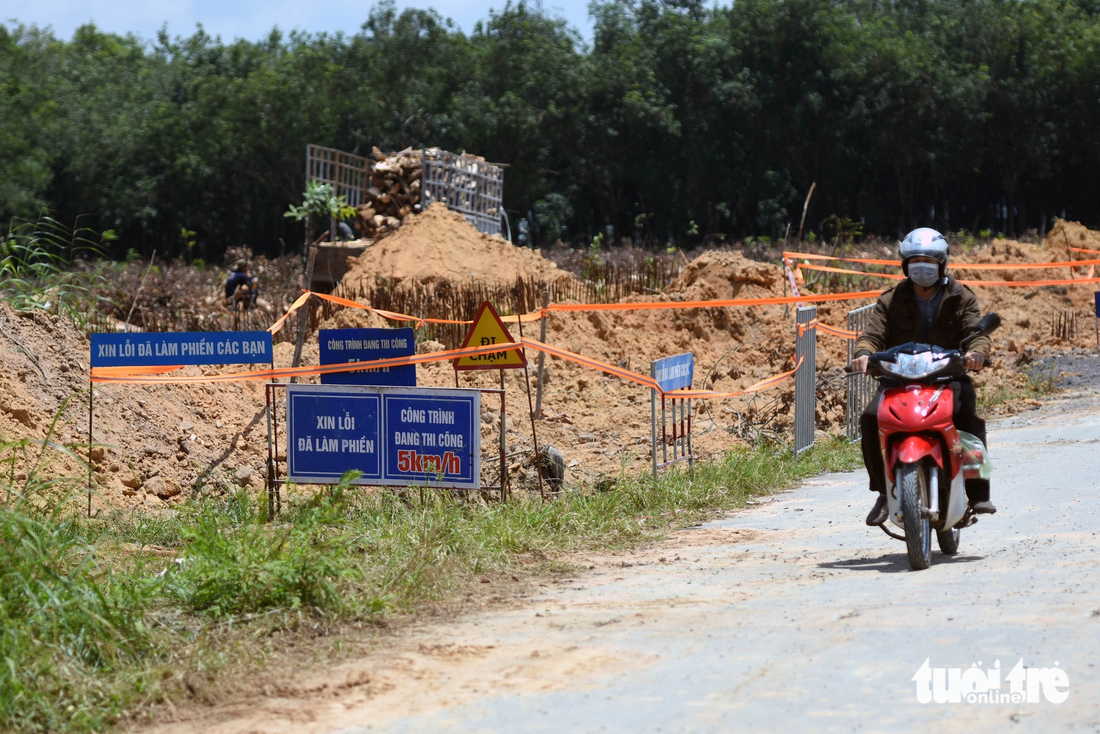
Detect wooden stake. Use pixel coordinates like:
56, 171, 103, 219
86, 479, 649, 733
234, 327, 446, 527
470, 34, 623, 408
499, 370, 508, 499
291, 230, 328, 382
534, 287, 550, 421
797, 182, 816, 241
516, 316, 545, 498
87, 381, 93, 518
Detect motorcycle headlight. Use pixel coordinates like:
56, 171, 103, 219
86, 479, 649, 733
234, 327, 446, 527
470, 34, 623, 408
879, 352, 950, 379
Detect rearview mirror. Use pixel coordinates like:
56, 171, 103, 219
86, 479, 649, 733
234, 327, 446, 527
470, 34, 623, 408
961, 312, 1001, 350
974, 313, 1001, 336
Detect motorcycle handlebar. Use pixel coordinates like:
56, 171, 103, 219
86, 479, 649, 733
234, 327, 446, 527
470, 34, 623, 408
844, 352, 992, 376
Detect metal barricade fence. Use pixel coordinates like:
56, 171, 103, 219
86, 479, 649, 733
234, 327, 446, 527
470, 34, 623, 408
305, 144, 370, 207
794, 306, 817, 455
421, 149, 504, 236
305, 144, 505, 237
845, 304, 876, 441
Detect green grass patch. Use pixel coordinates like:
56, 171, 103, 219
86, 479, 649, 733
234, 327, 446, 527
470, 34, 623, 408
977, 362, 1060, 414
1, 433, 860, 733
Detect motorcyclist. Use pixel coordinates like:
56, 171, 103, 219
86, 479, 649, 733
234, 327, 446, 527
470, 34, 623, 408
848, 228, 997, 526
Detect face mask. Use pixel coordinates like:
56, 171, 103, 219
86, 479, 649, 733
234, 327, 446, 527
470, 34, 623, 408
908, 262, 940, 288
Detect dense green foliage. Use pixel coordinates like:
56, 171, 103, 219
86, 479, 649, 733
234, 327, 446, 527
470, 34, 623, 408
3, 0, 1100, 259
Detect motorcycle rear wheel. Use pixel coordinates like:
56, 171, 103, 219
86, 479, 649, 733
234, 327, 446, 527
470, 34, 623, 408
900, 463, 932, 570
936, 527, 961, 555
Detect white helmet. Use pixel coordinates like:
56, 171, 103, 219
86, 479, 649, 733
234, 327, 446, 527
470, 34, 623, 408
899, 228, 949, 278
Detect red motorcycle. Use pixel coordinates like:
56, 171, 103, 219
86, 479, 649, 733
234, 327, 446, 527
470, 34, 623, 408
863, 314, 1000, 570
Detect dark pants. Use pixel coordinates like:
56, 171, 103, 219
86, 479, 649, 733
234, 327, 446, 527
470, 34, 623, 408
860, 378, 990, 503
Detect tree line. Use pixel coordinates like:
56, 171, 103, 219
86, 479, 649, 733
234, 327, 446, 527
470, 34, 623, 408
3, 0, 1100, 260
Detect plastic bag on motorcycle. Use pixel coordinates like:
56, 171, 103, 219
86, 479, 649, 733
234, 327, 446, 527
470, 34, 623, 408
958, 431, 993, 480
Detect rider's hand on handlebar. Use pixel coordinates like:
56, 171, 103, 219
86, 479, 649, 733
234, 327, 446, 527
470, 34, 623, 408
964, 352, 986, 372
848, 355, 870, 374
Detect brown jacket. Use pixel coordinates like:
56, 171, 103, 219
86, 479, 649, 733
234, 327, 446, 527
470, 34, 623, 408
853, 277, 993, 359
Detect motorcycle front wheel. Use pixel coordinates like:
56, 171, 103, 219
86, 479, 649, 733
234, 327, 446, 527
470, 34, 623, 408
900, 462, 932, 570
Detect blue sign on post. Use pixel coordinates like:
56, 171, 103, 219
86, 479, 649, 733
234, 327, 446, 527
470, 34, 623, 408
91, 332, 272, 367
318, 328, 416, 386
652, 352, 694, 392
1095, 291, 1099, 317
383, 391, 478, 487
286, 385, 480, 489
286, 386, 382, 484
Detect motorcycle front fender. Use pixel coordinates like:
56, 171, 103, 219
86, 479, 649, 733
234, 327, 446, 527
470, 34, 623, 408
888, 435, 943, 474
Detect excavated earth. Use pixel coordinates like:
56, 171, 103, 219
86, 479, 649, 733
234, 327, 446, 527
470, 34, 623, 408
1, 218, 1098, 508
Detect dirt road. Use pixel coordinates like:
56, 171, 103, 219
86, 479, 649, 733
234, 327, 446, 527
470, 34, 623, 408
147, 387, 1100, 733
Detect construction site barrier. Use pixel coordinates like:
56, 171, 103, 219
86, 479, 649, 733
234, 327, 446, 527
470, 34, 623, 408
845, 305, 877, 441
793, 307, 817, 456
91, 332, 806, 403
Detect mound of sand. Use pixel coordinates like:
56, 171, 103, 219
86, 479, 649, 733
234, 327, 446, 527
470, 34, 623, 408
1045, 219, 1100, 256
0, 302, 277, 513
343, 203, 564, 286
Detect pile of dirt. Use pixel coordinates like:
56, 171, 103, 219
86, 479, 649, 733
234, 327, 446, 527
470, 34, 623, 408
403, 251, 833, 487
342, 203, 566, 286
946, 232, 1098, 353
1045, 219, 1100, 256
0, 302, 274, 513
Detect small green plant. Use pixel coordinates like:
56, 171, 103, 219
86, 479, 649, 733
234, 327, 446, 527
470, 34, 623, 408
820, 214, 863, 245
0, 214, 107, 325
285, 182, 357, 223
1022, 362, 1058, 395
179, 226, 197, 261
168, 490, 357, 617
978, 229, 992, 239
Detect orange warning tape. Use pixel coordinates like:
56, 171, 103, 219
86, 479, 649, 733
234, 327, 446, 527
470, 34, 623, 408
267, 291, 312, 335
796, 319, 861, 340
796, 318, 860, 339
1070, 246, 1100, 255
93, 334, 804, 401
669, 360, 802, 400
517, 337, 657, 390
784, 251, 1100, 271
784, 251, 899, 266
544, 291, 881, 313
265, 289, 882, 340
311, 291, 472, 328
517, 337, 803, 399
269, 291, 545, 337
797, 262, 1100, 287
816, 322, 860, 339
90, 365, 186, 377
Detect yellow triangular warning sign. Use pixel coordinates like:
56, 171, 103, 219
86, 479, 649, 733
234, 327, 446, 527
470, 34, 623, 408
453, 301, 528, 371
